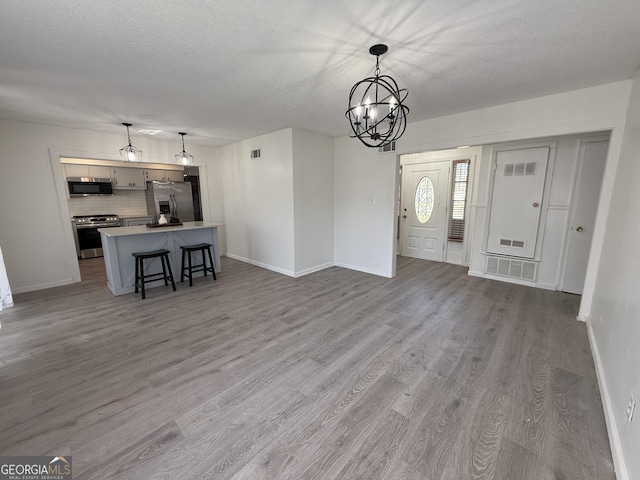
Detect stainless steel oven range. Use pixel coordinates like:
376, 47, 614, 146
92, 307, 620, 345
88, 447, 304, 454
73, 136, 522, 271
72, 214, 120, 259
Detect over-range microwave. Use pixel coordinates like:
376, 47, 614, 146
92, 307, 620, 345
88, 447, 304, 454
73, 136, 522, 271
67, 177, 114, 197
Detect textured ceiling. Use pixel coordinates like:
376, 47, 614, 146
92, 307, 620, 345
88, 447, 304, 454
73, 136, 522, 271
0, 0, 639, 147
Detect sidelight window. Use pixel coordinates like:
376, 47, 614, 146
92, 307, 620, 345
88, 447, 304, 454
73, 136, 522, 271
448, 159, 470, 241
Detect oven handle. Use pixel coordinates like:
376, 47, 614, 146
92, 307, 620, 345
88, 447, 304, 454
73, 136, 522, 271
76, 223, 121, 229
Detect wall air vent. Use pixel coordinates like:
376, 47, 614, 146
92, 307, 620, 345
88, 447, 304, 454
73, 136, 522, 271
504, 164, 514, 176
378, 141, 396, 153
250, 149, 261, 159
525, 162, 537, 175
486, 256, 537, 281
499, 238, 525, 248
504, 161, 537, 176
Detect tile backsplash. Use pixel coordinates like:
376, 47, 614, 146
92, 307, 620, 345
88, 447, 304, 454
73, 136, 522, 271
68, 190, 149, 217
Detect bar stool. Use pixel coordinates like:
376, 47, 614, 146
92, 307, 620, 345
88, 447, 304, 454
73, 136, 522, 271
132, 249, 176, 299
180, 243, 216, 286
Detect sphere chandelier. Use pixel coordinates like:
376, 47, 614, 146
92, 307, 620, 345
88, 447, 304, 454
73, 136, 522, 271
345, 44, 409, 148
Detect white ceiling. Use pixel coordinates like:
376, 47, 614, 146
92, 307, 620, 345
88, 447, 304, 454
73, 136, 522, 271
1, 0, 639, 147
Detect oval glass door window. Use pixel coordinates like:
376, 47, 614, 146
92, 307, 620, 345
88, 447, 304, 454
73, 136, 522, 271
415, 176, 434, 223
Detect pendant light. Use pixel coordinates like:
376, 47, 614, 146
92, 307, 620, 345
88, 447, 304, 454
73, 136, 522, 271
175, 132, 194, 166
119, 123, 142, 162
345, 44, 409, 148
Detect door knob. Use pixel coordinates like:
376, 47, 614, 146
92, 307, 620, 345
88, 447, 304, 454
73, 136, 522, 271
532, 202, 540, 208
576, 226, 584, 232
402, 215, 407, 219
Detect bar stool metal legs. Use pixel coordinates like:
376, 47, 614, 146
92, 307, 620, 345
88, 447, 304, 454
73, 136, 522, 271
180, 243, 216, 286
132, 249, 176, 299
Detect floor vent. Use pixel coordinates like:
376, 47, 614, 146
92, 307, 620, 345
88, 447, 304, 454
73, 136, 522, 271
378, 141, 396, 153
486, 256, 537, 281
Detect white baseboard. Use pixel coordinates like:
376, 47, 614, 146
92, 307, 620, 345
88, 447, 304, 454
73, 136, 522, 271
333, 262, 391, 278
467, 270, 556, 291
536, 282, 557, 291
586, 320, 628, 480
294, 262, 334, 278
224, 253, 295, 277
11, 278, 75, 294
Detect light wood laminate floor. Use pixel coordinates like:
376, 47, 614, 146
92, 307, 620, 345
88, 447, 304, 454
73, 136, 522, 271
0, 256, 614, 479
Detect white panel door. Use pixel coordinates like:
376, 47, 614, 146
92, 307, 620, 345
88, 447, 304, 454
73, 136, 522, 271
487, 147, 549, 258
400, 161, 449, 261
562, 139, 609, 294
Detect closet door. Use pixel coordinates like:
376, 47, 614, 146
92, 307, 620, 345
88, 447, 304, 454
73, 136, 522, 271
487, 147, 549, 258
561, 139, 609, 294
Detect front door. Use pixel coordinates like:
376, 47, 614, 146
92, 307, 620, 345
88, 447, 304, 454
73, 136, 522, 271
400, 161, 449, 261
561, 138, 609, 294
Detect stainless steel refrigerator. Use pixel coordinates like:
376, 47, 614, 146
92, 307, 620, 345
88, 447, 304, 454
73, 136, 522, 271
146, 181, 195, 222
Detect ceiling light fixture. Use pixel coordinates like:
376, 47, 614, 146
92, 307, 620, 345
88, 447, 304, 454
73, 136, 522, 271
346, 44, 409, 148
175, 132, 194, 166
119, 123, 142, 162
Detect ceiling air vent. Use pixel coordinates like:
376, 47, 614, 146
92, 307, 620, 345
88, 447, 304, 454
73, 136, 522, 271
378, 141, 396, 153
250, 149, 261, 159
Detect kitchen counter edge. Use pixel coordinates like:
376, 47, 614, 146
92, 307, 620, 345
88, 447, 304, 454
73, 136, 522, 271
99, 221, 224, 237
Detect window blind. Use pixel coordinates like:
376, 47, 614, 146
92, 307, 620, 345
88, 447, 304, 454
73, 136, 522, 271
448, 159, 470, 242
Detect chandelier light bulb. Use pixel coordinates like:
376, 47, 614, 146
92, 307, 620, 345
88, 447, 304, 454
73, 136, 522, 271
389, 96, 396, 113
355, 104, 362, 122
128, 150, 136, 161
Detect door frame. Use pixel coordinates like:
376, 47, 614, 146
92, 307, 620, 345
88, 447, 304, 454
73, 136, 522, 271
558, 134, 610, 293
399, 147, 480, 266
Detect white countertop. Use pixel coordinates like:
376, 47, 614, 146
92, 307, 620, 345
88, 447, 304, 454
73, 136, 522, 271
99, 221, 224, 237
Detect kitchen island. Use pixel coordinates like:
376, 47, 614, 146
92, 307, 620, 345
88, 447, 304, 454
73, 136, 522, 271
99, 222, 223, 296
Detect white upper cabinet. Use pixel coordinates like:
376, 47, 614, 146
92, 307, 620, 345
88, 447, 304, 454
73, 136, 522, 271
64, 160, 182, 189
65, 164, 113, 179
112, 167, 146, 189
144, 169, 184, 182
165, 170, 184, 182
88, 165, 113, 179
144, 169, 166, 182
65, 164, 88, 178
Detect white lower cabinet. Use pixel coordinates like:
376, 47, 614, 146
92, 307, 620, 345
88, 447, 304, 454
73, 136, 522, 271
121, 216, 155, 226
